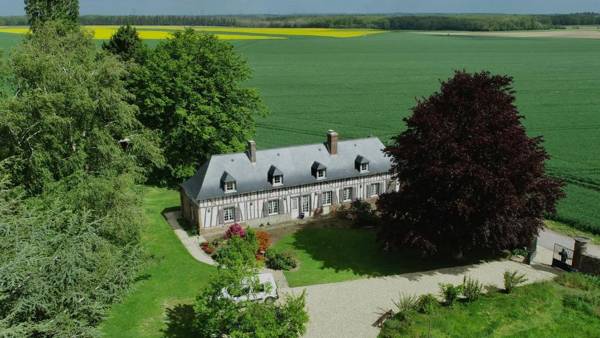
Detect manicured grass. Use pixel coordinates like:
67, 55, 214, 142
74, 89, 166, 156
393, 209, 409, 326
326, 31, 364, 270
99, 187, 215, 337
380, 273, 600, 337
272, 220, 483, 287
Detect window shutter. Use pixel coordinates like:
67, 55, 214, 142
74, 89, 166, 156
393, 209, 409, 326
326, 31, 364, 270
317, 192, 323, 208
217, 209, 224, 226
278, 198, 285, 214
338, 188, 344, 202
235, 205, 242, 222
262, 201, 268, 217
292, 197, 298, 209
332, 190, 338, 205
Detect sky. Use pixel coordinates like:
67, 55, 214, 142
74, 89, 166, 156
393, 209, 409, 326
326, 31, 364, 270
1, 0, 600, 16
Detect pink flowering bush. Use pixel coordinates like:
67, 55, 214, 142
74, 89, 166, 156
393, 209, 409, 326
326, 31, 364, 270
224, 223, 245, 239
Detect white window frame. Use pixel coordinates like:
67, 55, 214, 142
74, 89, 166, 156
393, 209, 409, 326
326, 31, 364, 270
223, 207, 235, 223
224, 181, 236, 193
342, 187, 352, 202
273, 175, 283, 186
360, 163, 369, 172
369, 183, 380, 197
316, 169, 326, 179
322, 191, 333, 206
267, 200, 279, 215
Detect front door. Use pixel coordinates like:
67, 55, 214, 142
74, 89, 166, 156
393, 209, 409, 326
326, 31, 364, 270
290, 196, 300, 219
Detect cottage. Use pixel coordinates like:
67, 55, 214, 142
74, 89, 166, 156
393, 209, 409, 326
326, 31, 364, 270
180, 130, 396, 231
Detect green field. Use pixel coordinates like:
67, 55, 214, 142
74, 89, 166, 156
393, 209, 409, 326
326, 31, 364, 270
1, 31, 599, 233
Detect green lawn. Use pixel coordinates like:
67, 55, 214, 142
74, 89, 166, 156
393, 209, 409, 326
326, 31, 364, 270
99, 187, 215, 337
272, 220, 484, 287
380, 273, 600, 337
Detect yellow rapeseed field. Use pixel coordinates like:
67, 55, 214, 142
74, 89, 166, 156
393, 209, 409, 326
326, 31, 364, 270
0, 25, 383, 40
133, 25, 383, 38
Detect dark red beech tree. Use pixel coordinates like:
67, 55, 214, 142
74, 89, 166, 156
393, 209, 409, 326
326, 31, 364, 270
377, 70, 564, 257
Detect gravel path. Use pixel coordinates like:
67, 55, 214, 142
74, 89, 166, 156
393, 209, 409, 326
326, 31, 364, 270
164, 211, 216, 266
283, 246, 558, 338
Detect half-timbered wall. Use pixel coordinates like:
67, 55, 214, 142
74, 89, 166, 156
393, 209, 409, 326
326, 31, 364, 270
181, 173, 396, 229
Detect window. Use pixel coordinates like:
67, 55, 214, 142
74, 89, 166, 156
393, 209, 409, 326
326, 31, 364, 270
225, 181, 236, 193
360, 163, 369, 172
301, 195, 311, 212
323, 191, 333, 206
317, 169, 326, 179
224, 207, 235, 222
369, 183, 380, 197
267, 200, 279, 215
342, 187, 352, 202
273, 175, 283, 186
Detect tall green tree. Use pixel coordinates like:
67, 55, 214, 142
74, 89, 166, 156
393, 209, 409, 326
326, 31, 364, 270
102, 24, 147, 63
0, 22, 163, 193
24, 0, 79, 30
377, 71, 564, 257
130, 29, 266, 184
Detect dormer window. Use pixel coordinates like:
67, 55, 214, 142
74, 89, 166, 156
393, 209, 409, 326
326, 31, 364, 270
312, 161, 327, 180
221, 171, 237, 193
225, 181, 236, 192
355, 156, 370, 173
268, 165, 284, 187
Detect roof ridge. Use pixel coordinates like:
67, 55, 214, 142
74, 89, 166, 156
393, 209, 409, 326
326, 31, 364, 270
210, 136, 380, 158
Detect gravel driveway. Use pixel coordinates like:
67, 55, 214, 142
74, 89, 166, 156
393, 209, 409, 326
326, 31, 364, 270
283, 246, 558, 338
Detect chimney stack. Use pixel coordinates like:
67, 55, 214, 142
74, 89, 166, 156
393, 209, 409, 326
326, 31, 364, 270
326, 130, 338, 155
247, 140, 256, 163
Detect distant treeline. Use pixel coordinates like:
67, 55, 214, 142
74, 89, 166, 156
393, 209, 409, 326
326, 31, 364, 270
2, 13, 600, 31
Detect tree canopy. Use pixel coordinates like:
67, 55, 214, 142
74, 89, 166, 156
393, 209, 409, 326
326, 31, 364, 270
0, 22, 162, 193
102, 24, 147, 63
130, 29, 266, 184
24, 0, 79, 30
377, 70, 564, 257
182, 229, 308, 337
0, 21, 158, 335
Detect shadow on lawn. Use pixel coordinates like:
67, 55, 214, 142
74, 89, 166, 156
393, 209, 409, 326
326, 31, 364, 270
289, 222, 497, 279
162, 304, 196, 338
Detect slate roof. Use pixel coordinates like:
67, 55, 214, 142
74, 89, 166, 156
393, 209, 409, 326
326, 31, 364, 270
181, 136, 392, 201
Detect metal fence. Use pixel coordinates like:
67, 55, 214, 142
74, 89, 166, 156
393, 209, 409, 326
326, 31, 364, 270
552, 243, 575, 271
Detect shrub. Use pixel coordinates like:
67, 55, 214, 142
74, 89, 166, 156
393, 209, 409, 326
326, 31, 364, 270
415, 294, 439, 314
393, 293, 418, 314
224, 223, 246, 239
439, 283, 462, 306
348, 200, 379, 227
256, 230, 271, 257
462, 276, 483, 302
265, 249, 297, 270
200, 241, 216, 255
213, 231, 259, 268
503, 270, 528, 293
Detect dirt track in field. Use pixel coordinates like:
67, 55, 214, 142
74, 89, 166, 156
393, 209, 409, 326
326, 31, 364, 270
420, 28, 600, 39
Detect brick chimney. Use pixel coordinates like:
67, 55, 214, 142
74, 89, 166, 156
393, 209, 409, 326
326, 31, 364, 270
247, 140, 256, 163
326, 130, 338, 155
